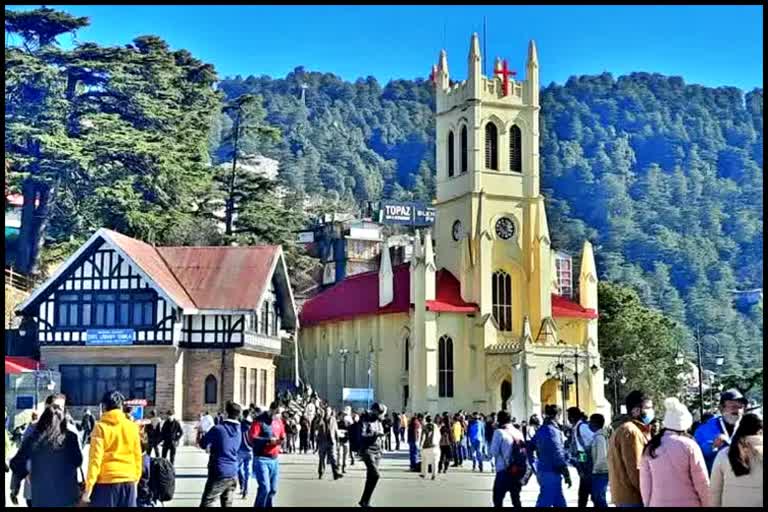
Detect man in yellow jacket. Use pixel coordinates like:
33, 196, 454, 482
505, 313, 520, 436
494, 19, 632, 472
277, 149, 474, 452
79, 391, 143, 507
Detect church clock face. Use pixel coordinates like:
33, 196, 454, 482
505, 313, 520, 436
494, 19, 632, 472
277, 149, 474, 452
452, 220, 463, 241
495, 217, 516, 240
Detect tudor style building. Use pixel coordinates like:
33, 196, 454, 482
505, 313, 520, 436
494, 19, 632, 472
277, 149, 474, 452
16, 228, 297, 423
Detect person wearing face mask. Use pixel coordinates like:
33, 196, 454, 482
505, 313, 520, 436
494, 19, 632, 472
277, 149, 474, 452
709, 412, 762, 507
639, 398, 710, 507
607, 390, 654, 508
694, 388, 748, 474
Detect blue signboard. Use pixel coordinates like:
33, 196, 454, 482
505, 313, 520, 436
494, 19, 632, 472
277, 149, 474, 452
86, 329, 135, 346
16, 395, 35, 410
129, 405, 144, 422
379, 201, 435, 226
342, 387, 374, 403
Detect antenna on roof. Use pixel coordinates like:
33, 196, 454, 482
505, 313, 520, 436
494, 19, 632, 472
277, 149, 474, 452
483, 16, 487, 77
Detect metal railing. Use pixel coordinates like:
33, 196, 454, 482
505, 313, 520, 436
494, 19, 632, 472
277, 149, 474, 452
5, 267, 33, 292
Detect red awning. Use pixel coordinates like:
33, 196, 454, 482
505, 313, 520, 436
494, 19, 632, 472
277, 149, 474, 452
5, 356, 41, 374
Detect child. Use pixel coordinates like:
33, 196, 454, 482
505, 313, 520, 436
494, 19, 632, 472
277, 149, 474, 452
137, 433, 154, 507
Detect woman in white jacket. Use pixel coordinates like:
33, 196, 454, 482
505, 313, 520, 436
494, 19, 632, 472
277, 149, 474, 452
710, 412, 762, 507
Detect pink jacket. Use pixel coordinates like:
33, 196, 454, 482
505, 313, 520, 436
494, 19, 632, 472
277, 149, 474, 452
640, 431, 711, 507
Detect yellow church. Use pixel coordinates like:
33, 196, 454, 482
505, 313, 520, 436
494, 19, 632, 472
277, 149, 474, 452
299, 35, 610, 420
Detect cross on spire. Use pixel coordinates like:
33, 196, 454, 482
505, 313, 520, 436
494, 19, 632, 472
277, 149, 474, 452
495, 59, 517, 96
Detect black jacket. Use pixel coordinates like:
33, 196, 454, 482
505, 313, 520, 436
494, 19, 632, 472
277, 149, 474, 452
15, 430, 83, 507
161, 418, 183, 444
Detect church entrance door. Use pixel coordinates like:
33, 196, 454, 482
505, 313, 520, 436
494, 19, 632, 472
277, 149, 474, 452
500, 380, 512, 410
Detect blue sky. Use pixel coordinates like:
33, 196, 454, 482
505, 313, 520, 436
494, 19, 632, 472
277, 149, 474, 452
6, 5, 764, 90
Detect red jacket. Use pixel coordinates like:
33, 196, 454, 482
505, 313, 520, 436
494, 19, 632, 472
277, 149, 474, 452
248, 416, 285, 458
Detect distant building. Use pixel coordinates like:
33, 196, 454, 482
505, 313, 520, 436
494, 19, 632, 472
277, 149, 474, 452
15, 228, 298, 428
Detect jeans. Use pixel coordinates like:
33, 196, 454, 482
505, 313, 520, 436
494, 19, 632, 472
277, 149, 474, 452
471, 440, 484, 471
452, 442, 463, 466
237, 451, 253, 495
162, 442, 177, 464
360, 450, 381, 506
578, 469, 594, 507
492, 470, 522, 508
337, 442, 349, 472
392, 428, 401, 450
199, 476, 237, 507
318, 443, 340, 478
409, 442, 420, 469
439, 445, 452, 473
253, 456, 279, 508
535, 471, 567, 507
591, 473, 609, 508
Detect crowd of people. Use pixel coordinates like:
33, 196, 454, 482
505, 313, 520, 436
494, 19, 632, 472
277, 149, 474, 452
4, 385, 763, 508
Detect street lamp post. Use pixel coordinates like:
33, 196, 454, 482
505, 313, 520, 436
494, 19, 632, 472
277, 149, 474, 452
556, 344, 594, 410
603, 360, 626, 417
339, 348, 350, 390
676, 327, 723, 420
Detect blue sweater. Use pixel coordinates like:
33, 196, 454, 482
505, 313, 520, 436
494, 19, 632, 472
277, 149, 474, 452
532, 418, 568, 473
468, 420, 485, 444
201, 419, 242, 479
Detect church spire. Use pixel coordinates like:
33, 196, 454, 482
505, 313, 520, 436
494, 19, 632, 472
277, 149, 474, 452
378, 238, 393, 307
423, 229, 436, 271
526, 39, 539, 106
467, 33, 482, 97
579, 240, 598, 311
437, 49, 449, 89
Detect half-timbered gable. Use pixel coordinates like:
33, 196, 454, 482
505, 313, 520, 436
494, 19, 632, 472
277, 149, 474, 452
17, 231, 187, 347
17, 228, 299, 425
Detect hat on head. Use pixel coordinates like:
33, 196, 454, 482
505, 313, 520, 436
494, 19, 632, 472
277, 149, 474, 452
663, 397, 693, 432
720, 388, 748, 405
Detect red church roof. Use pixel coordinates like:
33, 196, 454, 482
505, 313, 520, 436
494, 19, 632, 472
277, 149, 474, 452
551, 294, 598, 319
5, 356, 42, 374
299, 264, 479, 327
299, 265, 598, 326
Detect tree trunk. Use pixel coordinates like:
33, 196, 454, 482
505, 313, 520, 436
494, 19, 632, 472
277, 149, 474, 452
225, 110, 241, 236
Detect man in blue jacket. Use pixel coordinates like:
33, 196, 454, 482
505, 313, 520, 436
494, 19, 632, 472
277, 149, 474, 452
694, 388, 747, 474
467, 413, 486, 472
531, 404, 572, 507
199, 400, 243, 507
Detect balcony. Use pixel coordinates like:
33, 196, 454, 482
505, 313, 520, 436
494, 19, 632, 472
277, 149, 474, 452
243, 330, 282, 355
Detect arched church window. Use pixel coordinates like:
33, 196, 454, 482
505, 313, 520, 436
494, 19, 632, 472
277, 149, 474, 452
404, 335, 410, 371
204, 374, 218, 404
447, 131, 455, 178
492, 270, 513, 331
509, 125, 522, 173
460, 126, 468, 174
438, 335, 454, 397
485, 122, 499, 170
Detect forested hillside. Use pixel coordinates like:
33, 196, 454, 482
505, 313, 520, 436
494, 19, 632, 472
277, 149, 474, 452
5, 7, 762, 380
216, 70, 764, 375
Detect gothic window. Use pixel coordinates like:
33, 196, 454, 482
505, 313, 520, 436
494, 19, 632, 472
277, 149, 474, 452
460, 126, 468, 174
509, 125, 522, 173
492, 270, 513, 331
447, 131, 455, 178
404, 335, 410, 371
554, 252, 573, 298
204, 374, 217, 404
438, 335, 454, 397
485, 122, 499, 170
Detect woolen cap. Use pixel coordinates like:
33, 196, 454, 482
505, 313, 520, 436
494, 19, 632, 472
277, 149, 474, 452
663, 397, 693, 432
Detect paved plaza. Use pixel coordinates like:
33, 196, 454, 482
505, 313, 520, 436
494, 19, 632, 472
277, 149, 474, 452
5, 444, 607, 507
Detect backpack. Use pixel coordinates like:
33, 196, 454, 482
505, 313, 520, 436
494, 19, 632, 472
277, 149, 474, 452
506, 438, 533, 486
422, 423, 436, 449
149, 457, 175, 502
573, 422, 593, 476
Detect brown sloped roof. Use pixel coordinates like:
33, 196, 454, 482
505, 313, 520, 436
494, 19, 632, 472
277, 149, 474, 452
105, 229, 197, 309
157, 246, 279, 310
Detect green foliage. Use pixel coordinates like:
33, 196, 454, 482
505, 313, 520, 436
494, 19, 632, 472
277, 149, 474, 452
5, 7, 221, 273
597, 281, 687, 409
216, 70, 763, 377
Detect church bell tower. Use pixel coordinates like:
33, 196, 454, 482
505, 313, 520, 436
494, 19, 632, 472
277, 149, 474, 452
431, 35, 552, 337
